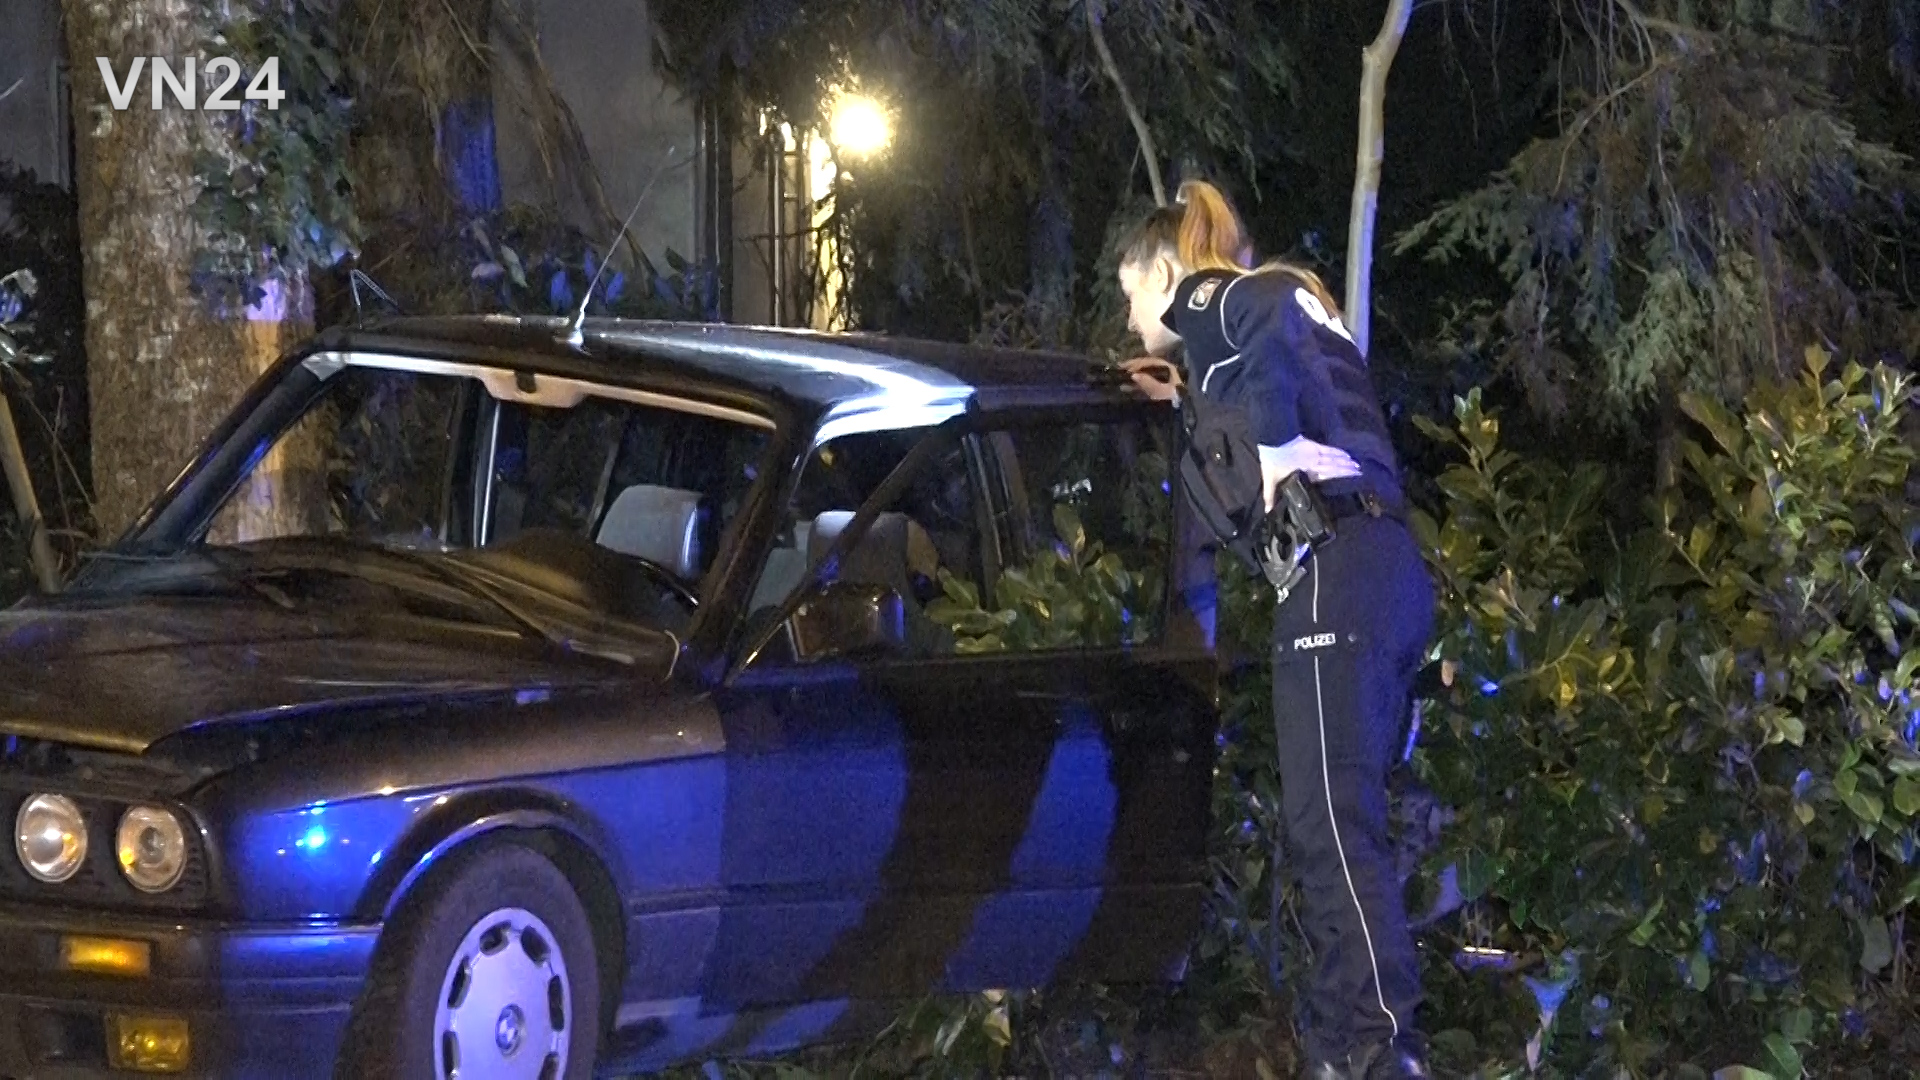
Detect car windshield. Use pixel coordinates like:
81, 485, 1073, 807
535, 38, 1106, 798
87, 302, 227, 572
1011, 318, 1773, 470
83, 360, 773, 630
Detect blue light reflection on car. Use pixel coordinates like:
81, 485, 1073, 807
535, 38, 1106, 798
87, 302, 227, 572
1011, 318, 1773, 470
229, 797, 422, 919
696, 665, 909, 1012
939, 705, 1116, 991
228, 748, 740, 922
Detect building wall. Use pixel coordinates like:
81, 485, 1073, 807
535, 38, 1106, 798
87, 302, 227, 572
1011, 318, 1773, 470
0, 0, 804, 328
491, 0, 698, 269
0, 0, 69, 188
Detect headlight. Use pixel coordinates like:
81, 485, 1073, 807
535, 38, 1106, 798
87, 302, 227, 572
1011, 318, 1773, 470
116, 807, 187, 893
17, 794, 88, 882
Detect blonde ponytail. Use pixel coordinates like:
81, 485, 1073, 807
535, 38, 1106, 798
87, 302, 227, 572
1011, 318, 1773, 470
1117, 178, 1344, 317
1172, 180, 1248, 274
1118, 180, 1250, 273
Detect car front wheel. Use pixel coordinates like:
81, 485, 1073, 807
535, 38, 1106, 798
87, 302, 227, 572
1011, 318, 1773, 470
339, 840, 601, 1080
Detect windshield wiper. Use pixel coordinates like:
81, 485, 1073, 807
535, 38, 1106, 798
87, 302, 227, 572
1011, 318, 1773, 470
375, 548, 642, 665
75, 547, 298, 610
369, 546, 564, 645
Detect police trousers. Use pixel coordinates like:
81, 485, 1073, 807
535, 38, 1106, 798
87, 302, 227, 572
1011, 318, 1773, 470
1271, 512, 1435, 1065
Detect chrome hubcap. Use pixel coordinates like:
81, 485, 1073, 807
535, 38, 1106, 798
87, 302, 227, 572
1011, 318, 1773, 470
433, 907, 569, 1080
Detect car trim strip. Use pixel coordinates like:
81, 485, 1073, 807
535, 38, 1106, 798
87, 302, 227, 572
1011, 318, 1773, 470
304, 351, 778, 431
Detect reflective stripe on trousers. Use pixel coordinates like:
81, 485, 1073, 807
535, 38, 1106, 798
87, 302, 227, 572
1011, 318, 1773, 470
1270, 514, 1434, 1065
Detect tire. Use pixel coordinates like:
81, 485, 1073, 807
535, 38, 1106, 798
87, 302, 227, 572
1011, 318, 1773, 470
338, 839, 602, 1080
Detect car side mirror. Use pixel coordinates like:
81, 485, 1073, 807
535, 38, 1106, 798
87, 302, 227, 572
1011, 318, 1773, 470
786, 581, 910, 661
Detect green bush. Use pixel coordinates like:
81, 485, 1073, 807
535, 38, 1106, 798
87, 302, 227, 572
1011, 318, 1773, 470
925, 503, 1163, 655
1409, 349, 1917, 1076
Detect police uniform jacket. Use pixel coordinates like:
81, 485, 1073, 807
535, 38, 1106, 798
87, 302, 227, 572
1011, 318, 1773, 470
1163, 268, 1406, 511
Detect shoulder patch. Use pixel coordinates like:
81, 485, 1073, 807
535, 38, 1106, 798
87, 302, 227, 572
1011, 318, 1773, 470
1188, 277, 1222, 310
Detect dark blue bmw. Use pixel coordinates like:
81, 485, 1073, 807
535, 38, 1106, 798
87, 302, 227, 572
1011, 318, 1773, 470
0, 317, 1220, 1078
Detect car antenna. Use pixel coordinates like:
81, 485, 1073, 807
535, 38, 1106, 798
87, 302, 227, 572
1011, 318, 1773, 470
558, 146, 689, 350
349, 269, 402, 325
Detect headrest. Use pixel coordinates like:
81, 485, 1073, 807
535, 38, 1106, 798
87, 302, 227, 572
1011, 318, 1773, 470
807, 511, 939, 596
595, 484, 704, 580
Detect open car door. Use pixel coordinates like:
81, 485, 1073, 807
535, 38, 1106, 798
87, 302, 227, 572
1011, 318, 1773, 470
706, 399, 1219, 1020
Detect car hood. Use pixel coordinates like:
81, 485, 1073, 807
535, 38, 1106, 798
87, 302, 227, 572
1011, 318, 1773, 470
0, 598, 653, 755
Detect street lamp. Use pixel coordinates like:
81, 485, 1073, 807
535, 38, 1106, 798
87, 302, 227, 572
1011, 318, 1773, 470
827, 92, 891, 158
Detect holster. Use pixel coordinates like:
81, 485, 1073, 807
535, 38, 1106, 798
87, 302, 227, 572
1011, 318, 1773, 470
1255, 474, 1338, 605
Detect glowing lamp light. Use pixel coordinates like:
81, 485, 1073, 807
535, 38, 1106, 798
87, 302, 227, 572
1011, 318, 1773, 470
827, 93, 892, 158
62, 936, 152, 978
106, 1013, 191, 1073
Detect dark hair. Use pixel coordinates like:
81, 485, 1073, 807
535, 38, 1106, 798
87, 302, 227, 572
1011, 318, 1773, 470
1117, 178, 1343, 317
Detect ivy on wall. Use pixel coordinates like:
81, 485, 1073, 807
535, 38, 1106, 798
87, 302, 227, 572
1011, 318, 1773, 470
190, 0, 360, 311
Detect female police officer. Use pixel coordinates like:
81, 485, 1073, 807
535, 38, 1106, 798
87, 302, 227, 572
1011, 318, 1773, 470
1117, 180, 1435, 1080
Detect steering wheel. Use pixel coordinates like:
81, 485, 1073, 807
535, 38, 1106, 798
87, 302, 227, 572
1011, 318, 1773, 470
620, 552, 701, 610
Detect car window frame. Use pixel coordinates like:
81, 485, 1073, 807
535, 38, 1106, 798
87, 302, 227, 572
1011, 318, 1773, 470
124, 349, 781, 603
727, 397, 1184, 677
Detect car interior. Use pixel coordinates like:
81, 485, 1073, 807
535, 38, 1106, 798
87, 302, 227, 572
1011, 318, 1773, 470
593, 483, 707, 581
211, 366, 989, 651
741, 429, 981, 658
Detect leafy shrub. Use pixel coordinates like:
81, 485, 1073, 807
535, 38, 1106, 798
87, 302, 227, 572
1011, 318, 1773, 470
926, 503, 1162, 654
1409, 349, 1918, 1075
332, 206, 718, 327
193, 0, 360, 308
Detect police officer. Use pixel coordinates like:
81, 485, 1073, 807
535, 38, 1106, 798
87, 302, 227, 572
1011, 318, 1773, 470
1116, 180, 1436, 1080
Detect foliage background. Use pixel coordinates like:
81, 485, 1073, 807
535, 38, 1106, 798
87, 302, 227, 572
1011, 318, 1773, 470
3, 0, 1919, 1075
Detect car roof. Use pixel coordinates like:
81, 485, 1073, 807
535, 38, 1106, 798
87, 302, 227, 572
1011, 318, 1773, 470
316, 316, 1117, 419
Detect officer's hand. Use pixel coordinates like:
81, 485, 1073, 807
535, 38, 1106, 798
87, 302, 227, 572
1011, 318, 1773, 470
1260, 437, 1362, 510
1121, 358, 1182, 402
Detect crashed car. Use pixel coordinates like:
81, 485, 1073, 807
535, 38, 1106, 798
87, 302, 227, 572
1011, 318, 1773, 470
0, 316, 1220, 1078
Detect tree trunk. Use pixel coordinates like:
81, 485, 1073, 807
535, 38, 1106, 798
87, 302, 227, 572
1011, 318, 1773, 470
1344, 0, 1414, 360
216, 274, 325, 543
1030, 61, 1074, 347
62, 0, 314, 541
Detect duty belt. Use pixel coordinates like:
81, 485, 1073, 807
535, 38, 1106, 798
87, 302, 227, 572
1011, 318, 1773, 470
1320, 488, 1406, 524
1255, 483, 1405, 605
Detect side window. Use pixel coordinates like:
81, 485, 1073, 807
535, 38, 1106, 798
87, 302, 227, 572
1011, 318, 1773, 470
926, 417, 1172, 653
485, 397, 628, 540
749, 427, 990, 659
485, 399, 771, 586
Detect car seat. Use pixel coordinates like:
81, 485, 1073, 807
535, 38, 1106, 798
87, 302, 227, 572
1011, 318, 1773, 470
805, 511, 940, 606
594, 484, 705, 580
801, 510, 954, 656
748, 520, 814, 614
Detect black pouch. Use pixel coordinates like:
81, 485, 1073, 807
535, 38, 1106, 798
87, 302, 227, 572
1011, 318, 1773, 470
1175, 392, 1267, 572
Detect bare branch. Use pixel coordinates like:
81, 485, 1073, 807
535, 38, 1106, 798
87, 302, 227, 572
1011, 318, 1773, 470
0, 386, 60, 593
1345, 0, 1416, 358
1612, 0, 1698, 44
496, 2, 648, 268
1086, 0, 1167, 207
0, 78, 22, 105
1552, 55, 1674, 194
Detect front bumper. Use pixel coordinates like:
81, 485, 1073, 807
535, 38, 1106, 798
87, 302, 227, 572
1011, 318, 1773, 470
0, 900, 378, 1079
